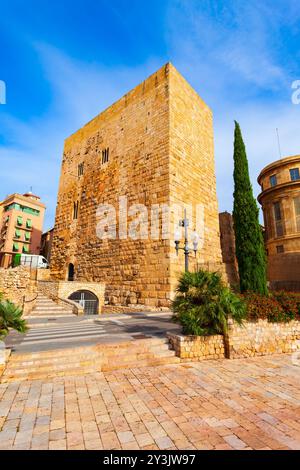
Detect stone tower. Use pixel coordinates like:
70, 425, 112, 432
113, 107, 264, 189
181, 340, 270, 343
51, 63, 223, 307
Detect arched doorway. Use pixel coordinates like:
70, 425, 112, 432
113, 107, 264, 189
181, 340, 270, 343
68, 263, 75, 281
68, 290, 99, 315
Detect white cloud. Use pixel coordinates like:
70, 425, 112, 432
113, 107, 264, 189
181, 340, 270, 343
0, 45, 164, 230
165, 0, 300, 216
1, 2, 299, 232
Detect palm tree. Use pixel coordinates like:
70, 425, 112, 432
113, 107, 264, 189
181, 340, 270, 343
172, 270, 246, 336
0, 295, 28, 339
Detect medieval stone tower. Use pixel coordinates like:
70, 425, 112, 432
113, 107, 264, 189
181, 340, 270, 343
51, 63, 223, 307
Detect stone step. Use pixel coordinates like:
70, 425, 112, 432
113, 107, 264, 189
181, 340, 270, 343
9, 338, 169, 360
8, 345, 174, 368
101, 356, 180, 372
2, 355, 180, 382
5, 352, 176, 376
33, 305, 72, 310
31, 310, 74, 314
1, 337, 177, 382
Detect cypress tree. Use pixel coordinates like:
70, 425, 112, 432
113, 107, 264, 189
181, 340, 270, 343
232, 121, 268, 295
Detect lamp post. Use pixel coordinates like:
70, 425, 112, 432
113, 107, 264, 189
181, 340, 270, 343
174, 208, 200, 272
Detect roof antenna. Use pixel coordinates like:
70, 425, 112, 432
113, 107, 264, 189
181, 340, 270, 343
276, 128, 282, 159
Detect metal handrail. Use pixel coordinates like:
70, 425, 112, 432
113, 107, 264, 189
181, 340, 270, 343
22, 293, 38, 311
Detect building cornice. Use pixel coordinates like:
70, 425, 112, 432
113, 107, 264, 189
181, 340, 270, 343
258, 155, 300, 184
258, 180, 300, 204
0, 193, 46, 210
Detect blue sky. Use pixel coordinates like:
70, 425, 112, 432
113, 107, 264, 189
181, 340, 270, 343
0, 0, 299, 230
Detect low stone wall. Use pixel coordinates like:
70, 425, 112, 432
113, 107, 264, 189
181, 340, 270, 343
38, 280, 105, 314
167, 332, 225, 361
0, 266, 38, 315
227, 318, 300, 358
168, 319, 300, 360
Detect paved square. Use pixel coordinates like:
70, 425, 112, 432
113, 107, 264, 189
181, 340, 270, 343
0, 354, 300, 450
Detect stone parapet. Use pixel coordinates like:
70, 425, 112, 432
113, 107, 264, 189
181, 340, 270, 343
168, 319, 300, 360
167, 332, 225, 361
227, 318, 300, 358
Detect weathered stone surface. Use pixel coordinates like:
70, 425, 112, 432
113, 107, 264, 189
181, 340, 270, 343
168, 319, 300, 360
227, 318, 300, 358
168, 332, 225, 360
50, 63, 224, 307
0, 266, 37, 315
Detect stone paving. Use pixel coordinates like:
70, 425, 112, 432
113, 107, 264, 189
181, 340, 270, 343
0, 354, 300, 450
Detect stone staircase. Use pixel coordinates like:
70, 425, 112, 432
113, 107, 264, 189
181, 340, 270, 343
28, 293, 74, 317
1, 338, 180, 382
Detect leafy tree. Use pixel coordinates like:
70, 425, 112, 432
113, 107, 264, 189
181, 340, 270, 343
233, 121, 268, 295
172, 270, 246, 336
0, 293, 28, 339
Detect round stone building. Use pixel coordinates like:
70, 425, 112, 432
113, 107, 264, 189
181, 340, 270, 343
258, 154, 300, 291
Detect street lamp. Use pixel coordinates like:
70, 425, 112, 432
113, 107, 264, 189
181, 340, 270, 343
174, 208, 200, 272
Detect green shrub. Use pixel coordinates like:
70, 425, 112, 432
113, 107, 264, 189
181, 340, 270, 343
172, 270, 246, 336
0, 293, 28, 339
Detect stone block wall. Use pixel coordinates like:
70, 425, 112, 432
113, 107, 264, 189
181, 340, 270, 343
0, 266, 37, 315
227, 318, 300, 358
168, 319, 300, 360
50, 63, 225, 308
167, 332, 225, 361
168, 65, 223, 295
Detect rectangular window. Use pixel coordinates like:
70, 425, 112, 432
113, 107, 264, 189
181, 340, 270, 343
26, 219, 32, 228
17, 216, 23, 226
15, 229, 21, 238
78, 162, 84, 177
22, 245, 29, 253
25, 231, 31, 241
276, 245, 284, 254
4, 203, 40, 216
290, 168, 300, 181
269, 175, 277, 187
23, 207, 40, 216
73, 201, 79, 220
294, 196, 300, 232
273, 201, 284, 237
102, 147, 109, 164
13, 242, 19, 252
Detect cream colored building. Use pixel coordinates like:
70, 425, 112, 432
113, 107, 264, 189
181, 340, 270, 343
0, 192, 46, 268
258, 155, 300, 291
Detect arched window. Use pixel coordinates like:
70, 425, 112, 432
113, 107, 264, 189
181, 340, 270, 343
68, 263, 75, 281
69, 290, 99, 315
